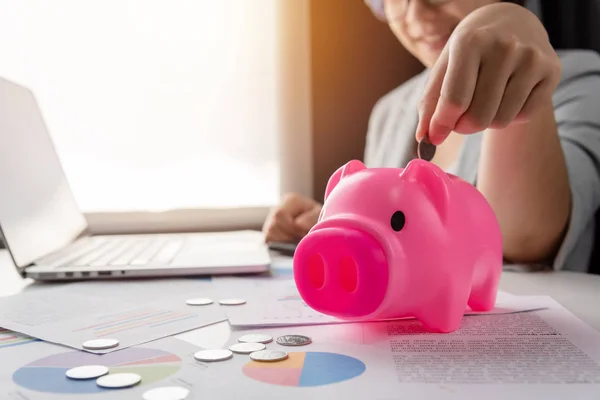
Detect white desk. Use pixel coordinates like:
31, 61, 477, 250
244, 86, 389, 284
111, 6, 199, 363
1, 249, 599, 345
1, 249, 598, 400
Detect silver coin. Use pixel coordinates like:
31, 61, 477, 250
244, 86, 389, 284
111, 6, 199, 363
276, 334, 312, 346
66, 365, 109, 380
238, 334, 273, 344
186, 297, 214, 306
417, 136, 436, 162
249, 350, 288, 362
229, 342, 266, 354
96, 372, 141, 389
82, 338, 119, 350
142, 386, 190, 400
193, 349, 233, 362
218, 298, 246, 306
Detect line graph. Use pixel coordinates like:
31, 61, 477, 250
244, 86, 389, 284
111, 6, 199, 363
71, 308, 200, 337
0, 328, 40, 349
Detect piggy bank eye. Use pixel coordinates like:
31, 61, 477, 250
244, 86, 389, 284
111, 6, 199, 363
390, 211, 405, 232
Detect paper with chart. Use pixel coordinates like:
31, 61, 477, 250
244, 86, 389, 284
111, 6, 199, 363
194, 296, 600, 400
214, 274, 545, 327
0, 327, 40, 349
0, 278, 227, 354
1, 297, 599, 400
0, 332, 209, 400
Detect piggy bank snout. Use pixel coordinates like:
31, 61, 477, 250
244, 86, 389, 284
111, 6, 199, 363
293, 227, 389, 319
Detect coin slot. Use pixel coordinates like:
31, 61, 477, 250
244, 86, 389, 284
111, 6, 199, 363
307, 253, 325, 290
339, 256, 358, 293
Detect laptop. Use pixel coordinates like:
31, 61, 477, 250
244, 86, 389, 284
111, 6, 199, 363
0, 76, 271, 281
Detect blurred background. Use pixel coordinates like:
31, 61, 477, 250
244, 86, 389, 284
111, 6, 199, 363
0, 0, 598, 243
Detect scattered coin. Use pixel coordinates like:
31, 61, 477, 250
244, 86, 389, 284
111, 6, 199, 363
142, 386, 190, 400
82, 338, 120, 350
218, 298, 246, 306
276, 334, 312, 346
238, 334, 273, 344
229, 342, 266, 354
417, 136, 436, 162
96, 372, 141, 389
186, 298, 214, 306
249, 350, 288, 362
66, 365, 109, 380
193, 349, 233, 362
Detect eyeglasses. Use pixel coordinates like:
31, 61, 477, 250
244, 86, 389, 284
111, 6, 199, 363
365, 0, 453, 23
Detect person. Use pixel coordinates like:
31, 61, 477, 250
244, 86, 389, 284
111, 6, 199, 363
262, 0, 600, 273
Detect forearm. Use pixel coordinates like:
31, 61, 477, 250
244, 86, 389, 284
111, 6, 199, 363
477, 100, 571, 263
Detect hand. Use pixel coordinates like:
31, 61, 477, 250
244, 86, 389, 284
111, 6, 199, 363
416, 3, 562, 145
262, 193, 322, 243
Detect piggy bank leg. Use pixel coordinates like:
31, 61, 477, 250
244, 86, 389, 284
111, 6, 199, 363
467, 249, 502, 312
415, 286, 471, 333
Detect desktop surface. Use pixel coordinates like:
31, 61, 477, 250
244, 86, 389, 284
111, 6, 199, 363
1, 249, 598, 333
0, 249, 599, 400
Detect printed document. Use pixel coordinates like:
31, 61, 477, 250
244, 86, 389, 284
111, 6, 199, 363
0, 278, 226, 353
214, 275, 544, 327
0, 333, 203, 400
200, 296, 600, 399
0, 296, 598, 399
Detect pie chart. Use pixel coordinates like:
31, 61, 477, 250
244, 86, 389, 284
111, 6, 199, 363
13, 347, 181, 394
242, 352, 366, 387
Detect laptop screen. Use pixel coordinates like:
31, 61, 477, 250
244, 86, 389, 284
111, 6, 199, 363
0, 77, 88, 269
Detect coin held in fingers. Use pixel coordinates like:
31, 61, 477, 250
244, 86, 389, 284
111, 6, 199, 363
417, 136, 436, 162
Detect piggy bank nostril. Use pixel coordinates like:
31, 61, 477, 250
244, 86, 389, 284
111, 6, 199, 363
307, 253, 325, 289
339, 256, 358, 293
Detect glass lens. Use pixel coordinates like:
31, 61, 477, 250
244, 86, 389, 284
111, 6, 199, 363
367, 0, 453, 22
382, 0, 409, 22
365, 0, 387, 21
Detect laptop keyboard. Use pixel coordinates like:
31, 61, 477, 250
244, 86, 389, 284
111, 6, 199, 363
52, 237, 185, 268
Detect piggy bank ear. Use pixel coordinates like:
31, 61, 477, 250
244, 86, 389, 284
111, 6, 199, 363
324, 160, 366, 201
401, 159, 450, 222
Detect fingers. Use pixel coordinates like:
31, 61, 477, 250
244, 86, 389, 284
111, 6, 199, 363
295, 206, 322, 236
417, 33, 484, 145
263, 208, 302, 243
272, 209, 300, 238
262, 210, 296, 243
416, 45, 449, 144
489, 51, 539, 128
262, 193, 320, 243
454, 42, 515, 133
417, 30, 560, 144
263, 225, 292, 243
280, 193, 318, 218
428, 37, 482, 144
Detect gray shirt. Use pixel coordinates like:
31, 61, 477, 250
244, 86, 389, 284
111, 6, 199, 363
364, 49, 600, 273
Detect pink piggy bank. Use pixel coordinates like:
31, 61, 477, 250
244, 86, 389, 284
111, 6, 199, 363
293, 158, 503, 333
